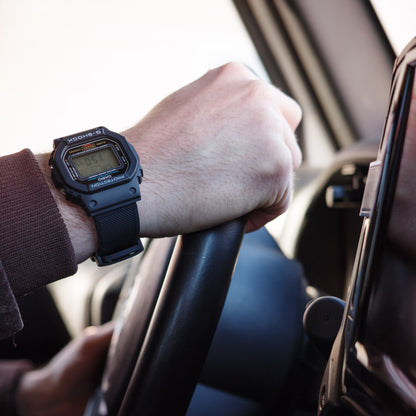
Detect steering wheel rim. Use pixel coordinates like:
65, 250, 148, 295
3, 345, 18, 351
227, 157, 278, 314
86, 217, 247, 416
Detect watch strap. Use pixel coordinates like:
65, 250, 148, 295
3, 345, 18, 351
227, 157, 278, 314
92, 203, 143, 266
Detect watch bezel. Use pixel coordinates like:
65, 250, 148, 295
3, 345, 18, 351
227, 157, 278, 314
50, 127, 141, 195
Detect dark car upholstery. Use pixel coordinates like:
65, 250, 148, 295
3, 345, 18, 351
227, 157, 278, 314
187, 227, 309, 415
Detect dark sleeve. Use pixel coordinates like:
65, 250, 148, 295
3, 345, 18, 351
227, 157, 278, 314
0, 360, 34, 416
0, 149, 78, 338
0, 261, 23, 340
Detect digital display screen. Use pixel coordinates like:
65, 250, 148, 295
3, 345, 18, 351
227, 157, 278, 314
72, 147, 120, 178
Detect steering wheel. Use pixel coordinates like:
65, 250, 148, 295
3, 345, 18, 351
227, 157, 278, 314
85, 217, 246, 416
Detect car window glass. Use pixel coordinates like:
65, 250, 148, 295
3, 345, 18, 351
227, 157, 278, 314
371, 0, 416, 54
0, 0, 266, 157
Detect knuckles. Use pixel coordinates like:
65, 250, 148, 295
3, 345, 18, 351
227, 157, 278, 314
209, 62, 258, 82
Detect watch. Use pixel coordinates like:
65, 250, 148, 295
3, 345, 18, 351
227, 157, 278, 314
49, 126, 144, 266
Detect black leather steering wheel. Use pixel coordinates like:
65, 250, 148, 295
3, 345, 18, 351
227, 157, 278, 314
85, 217, 246, 416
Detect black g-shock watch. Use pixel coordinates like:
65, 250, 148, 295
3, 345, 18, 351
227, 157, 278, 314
49, 126, 144, 266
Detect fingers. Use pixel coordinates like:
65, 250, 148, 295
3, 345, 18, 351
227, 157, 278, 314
214, 63, 302, 170
282, 115, 302, 170
78, 321, 115, 359
274, 87, 302, 132
270, 84, 302, 170
209, 62, 302, 129
83, 321, 115, 338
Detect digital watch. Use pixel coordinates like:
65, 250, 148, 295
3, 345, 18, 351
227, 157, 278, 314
49, 126, 144, 266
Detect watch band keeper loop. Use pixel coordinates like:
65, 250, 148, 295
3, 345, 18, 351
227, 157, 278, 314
92, 240, 144, 266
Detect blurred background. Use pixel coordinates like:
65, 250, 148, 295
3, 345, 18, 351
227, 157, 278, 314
0, 0, 414, 156
0, 0, 265, 155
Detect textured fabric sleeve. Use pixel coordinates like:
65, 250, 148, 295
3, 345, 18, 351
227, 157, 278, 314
0, 149, 77, 297
0, 360, 34, 416
0, 261, 23, 340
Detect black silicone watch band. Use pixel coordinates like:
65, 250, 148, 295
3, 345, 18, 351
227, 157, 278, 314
92, 203, 143, 266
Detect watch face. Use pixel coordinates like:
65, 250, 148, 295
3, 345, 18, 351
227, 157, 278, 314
51, 127, 142, 214
72, 146, 121, 179
63, 137, 131, 189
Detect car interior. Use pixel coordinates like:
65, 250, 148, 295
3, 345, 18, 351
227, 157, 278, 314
1, 1, 415, 415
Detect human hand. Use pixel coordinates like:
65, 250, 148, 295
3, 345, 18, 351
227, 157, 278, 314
124, 62, 302, 236
38, 63, 301, 262
16, 322, 113, 416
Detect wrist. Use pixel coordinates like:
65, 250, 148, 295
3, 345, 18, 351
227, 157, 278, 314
35, 153, 97, 263
43, 126, 144, 266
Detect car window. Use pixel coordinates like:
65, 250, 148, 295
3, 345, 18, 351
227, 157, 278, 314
0, 0, 266, 157
371, 0, 416, 54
